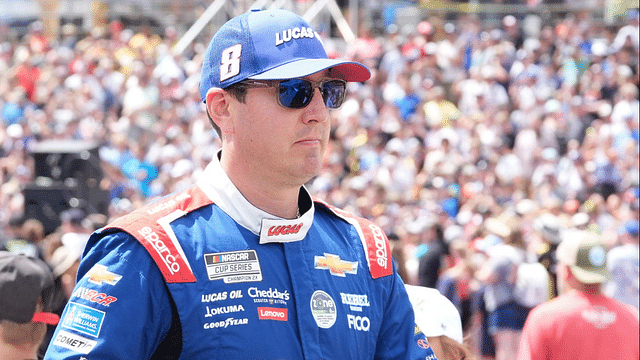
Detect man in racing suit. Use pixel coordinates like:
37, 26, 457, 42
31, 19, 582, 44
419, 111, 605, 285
44, 8, 437, 360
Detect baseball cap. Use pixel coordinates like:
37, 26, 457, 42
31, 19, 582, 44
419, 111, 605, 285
533, 213, 563, 244
556, 231, 609, 284
405, 285, 463, 344
199, 8, 370, 101
0, 251, 60, 325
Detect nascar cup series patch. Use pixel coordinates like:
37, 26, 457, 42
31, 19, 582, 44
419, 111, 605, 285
204, 250, 263, 283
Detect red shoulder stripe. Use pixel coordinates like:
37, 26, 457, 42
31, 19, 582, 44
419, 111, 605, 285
107, 185, 213, 283
314, 197, 393, 279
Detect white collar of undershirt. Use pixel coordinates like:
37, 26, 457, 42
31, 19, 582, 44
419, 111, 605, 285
196, 151, 314, 244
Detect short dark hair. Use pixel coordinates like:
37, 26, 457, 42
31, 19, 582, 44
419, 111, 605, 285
224, 82, 248, 103
206, 83, 248, 137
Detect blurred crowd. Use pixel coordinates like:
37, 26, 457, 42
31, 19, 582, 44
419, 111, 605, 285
0, 7, 638, 359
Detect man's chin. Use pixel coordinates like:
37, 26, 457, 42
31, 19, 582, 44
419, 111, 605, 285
295, 159, 323, 182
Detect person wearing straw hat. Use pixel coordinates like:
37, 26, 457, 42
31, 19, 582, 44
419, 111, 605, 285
517, 230, 639, 360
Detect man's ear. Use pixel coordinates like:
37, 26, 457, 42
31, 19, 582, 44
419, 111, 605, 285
206, 88, 231, 132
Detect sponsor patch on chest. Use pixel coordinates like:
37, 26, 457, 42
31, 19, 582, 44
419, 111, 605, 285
310, 290, 337, 329
203, 250, 263, 283
314, 253, 358, 277
258, 307, 288, 321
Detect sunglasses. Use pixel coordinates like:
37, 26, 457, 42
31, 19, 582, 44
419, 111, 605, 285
238, 78, 347, 109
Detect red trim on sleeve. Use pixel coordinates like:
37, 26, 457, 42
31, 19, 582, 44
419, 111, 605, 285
107, 185, 214, 283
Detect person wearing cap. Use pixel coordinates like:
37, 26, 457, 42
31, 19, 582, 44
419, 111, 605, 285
474, 228, 529, 360
517, 230, 639, 360
44, 9, 436, 360
605, 219, 639, 309
0, 251, 60, 360
532, 213, 564, 298
405, 285, 474, 360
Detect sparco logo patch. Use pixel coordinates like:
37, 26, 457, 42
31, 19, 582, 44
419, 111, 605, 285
107, 185, 212, 283
138, 226, 181, 275
314, 253, 358, 277
369, 223, 388, 269
204, 250, 262, 283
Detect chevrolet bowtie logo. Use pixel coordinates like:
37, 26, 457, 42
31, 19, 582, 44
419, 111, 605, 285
314, 253, 358, 277
86, 264, 123, 286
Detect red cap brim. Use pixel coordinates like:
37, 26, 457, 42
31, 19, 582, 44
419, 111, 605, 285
32, 312, 60, 325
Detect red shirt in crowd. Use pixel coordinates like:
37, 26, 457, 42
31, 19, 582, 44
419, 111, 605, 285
517, 289, 639, 360
15, 63, 40, 101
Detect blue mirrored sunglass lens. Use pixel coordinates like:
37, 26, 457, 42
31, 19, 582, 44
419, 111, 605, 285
280, 84, 313, 109
321, 81, 346, 109
278, 79, 312, 109
277, 79, 346, 109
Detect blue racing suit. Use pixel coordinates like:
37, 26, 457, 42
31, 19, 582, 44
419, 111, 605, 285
44, 156, 437, 359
